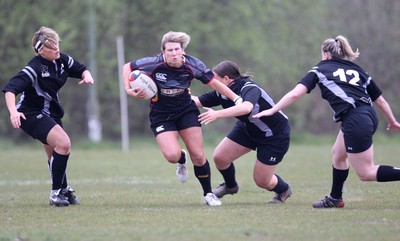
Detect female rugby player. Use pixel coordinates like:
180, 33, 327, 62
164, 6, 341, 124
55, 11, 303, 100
192, 60, 292, 204
253, 35, 400, 208
123, 31, 242, 206
3, 26, 94, 206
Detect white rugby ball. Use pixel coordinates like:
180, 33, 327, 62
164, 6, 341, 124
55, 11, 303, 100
129, 70, 158, 99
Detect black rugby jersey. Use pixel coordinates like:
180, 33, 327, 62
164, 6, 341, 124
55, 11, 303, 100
198, 77, 289, 138
130, 53, 214, 113
300, 58, 382, 122
2, 53, 87, 120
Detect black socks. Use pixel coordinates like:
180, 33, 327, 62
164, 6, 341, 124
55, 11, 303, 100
194, 160, 212, 196
377, 165, 400, 182
218, 163, 238, 188
49, 151, 69, 190
330, 166, 349, 199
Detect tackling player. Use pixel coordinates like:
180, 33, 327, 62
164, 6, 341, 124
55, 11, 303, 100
192, 60, 292, 204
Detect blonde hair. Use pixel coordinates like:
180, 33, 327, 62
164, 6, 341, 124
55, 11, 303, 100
31, 26, 60, 53
321, 35, 360, 61
160, 31, 190, 51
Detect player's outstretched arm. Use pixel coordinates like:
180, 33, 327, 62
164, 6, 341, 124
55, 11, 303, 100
253, 84, 308, 118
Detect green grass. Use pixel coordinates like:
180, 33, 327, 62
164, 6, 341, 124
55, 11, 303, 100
1, 138, 400, 241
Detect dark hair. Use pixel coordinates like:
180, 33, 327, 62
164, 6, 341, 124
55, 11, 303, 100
213, 60, 251, 79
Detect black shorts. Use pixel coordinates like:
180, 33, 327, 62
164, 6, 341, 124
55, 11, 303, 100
149, 108, 201, 136
341, 105, 378, 153
227, 121, 290, 165
20, 113, 62, 144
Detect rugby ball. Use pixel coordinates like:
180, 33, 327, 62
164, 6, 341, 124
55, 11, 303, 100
129, 70, 158, 99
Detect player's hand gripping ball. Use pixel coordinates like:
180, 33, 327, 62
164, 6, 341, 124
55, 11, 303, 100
129, 70, 158, 99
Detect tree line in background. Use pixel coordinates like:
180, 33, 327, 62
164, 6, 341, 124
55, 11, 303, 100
1, 0, 399, 143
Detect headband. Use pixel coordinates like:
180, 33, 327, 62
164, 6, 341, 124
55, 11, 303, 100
34, 40, 44, 53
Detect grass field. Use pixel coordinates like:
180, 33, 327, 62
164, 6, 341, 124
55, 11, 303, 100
1, 136, 399, 241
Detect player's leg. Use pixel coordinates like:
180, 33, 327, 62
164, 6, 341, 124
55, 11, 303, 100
253, 161, 291, 204
330, 130, 349, 199
155, 130, 182, 164
348, 146, 400, 182
180, 126, 221, 206
155, 131, 188, 183
312, 130, 348, 208
46, 125, 71, 206
212, 137, 250, 198
254, 127, 291, 204
43, 141, 79, 204
343, 106, 400, 181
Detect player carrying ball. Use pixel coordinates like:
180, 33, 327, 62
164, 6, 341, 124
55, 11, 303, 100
123, 31, 242, 206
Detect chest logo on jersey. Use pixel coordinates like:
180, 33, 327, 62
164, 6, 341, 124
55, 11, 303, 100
155, 73, 167, 82
160, 88, 184, 96
60, 63, 65, 75
41, 65, 50, 77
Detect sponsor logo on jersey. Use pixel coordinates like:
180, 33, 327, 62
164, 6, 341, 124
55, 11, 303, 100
160, 88, 184, 96
155, 73, 167, 82
36, 114, 43, 119
41, 65, 50, 77
156, 125, 165, 133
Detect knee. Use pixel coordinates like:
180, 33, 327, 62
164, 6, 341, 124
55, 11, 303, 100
254, 176, 274, 191
55, 138, 71, 154
213, 152, 230, 168
331, 149, 346, 163
190, 151, 206, 166
355, 170, 375, 181
163, 150, 182, 164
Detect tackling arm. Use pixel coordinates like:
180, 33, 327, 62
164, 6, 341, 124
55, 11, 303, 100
253, 84, 308, 118
207, 78, 242, 104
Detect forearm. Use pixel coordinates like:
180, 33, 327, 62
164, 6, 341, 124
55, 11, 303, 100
374, 96, 398, 124
272, 91, 300, 113
191, 95, 203, 108
123, 63, 132, 90
272, 84, 307, 113
207, 79, 239, 101
214, 102, 252, 118
5, 92, 18, 114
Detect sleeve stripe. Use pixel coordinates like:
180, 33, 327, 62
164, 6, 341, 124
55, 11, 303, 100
68, 56, 74, 68
22, 66, 37, 84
